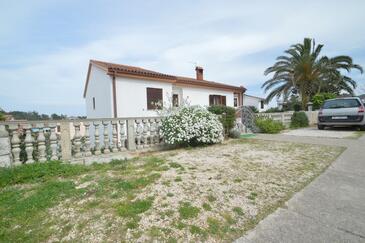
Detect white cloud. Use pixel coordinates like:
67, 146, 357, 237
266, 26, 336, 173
1, 0, 364, 114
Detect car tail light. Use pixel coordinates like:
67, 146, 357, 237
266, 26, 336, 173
359, 106, 365, 113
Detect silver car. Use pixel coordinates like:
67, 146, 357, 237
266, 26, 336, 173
318, 97, 365, 130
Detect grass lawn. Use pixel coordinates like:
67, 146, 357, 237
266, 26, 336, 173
0, 139, 344, 242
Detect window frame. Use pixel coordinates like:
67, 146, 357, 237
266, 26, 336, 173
172, 94, 179, 107
209, 95, 227, 106
146, 87, 163, 110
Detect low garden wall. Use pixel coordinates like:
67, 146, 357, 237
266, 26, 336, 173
0, 117, 164, 167
255, 111, 319, 126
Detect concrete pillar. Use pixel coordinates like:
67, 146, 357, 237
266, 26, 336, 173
126, 119, 136, 151
0, 125, 12, 167
307, 102, 313, 111
60, 121, 72, 161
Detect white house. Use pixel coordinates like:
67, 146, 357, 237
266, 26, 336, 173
83, 60, 246, 118
242, 94, 268, 112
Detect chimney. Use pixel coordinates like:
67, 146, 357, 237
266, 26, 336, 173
195, 66, 204, 80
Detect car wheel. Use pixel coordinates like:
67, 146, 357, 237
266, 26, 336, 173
318, 124, 325, 130
360, 125, 365, 131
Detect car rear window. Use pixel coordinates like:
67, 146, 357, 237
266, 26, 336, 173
323, 99, 361, 109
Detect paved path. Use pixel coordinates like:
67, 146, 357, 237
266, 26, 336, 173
235, 133, 365, 243
282, 127, 358, 139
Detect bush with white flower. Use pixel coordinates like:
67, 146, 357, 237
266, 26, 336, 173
160, 105, 224, 146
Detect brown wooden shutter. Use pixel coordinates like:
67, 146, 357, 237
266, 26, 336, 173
209, 95, 214, 106
147, 88, 163, 110
221, 96, 226, 106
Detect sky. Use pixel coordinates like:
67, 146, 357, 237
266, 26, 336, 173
0, 0, 365, 116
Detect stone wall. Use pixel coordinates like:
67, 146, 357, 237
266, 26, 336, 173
0, 117, 164, 167
0, 125, 12, 167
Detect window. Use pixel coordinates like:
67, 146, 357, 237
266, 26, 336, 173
172, 94, 179, 107
92, 97, 96, 110
260, 100, 264, 109
209, 95, 226, 106
323, 99, 361, 109
147, 88, 163, 110
234, 97, 238, 107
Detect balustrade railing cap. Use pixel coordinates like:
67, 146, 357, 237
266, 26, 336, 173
8, 124, 19, 130
36, 123, 45, 128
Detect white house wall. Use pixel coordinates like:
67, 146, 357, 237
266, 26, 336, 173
85, 65, 113, 118
242, 95, 267, 112
115, 76, 173, 117
181, 86, 234, 107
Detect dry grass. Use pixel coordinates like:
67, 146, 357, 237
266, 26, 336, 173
0, 139, 344, 242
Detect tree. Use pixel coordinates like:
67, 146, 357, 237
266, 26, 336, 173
0, 109, 5, 121
262, 38, 363, 110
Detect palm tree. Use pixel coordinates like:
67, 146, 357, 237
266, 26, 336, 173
262, 38, 363, 110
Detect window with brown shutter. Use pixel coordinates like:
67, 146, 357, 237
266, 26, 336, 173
172, 94, 179, 107
209, 95, 227, 106
147, 88, 163, 110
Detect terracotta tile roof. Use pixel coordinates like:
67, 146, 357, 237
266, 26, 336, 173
84, 59, 246, 97
91, 60, 176, 80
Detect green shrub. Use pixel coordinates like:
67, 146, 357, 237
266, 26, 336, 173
290, 111, 309, 128
229, 128, 241, 139
160, 106, 223, 146
311, 93, 337, 110
207, 105, 236, 136
255, 118, 285, 134
264, 107, 282, 113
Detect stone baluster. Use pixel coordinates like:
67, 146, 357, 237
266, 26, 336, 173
149, 119, 156, 145
36, 123, 47, 162
119, 120, 126, 151
73, 122, 82, 158
135, 119, 143, 149
24, 124, 34, 163
49, 123, 58, 160
156, 119, 162, 144
111, 121, 118, 152
9, 124, 21, 166
93, 122, 101, 155
102, 121, 110, 153
142, 119, 150, 148
83, 122, 92, 156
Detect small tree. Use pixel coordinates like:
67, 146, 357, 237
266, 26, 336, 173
0, 107, 5, 121
311, 93, 337, 110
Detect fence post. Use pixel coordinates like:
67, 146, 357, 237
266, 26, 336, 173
0, 124, 12, 167
60, 121, 72, 161
126, 119, 136, 151
281, 113, 285, 124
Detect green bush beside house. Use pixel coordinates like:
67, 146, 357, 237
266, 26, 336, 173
207, 105, 236, 136
311, 93, 337, 110
255, 118, 285, 134
290, 111, 309, 128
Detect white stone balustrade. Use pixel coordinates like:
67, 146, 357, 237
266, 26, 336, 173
36, 123, 47, 162
0, 116, 164, 167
